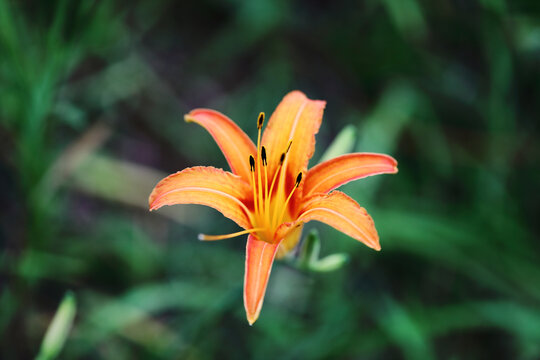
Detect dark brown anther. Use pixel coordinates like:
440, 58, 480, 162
295, 172, 303, 187
257, 112, 265, 129
261, 146, 267, 166
249, 155, 255, 172
279, 153, 285, 164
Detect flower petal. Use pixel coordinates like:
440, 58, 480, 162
304, 153, 398, 196
262, 91, 326, 181
149, 166, 252, 229
244, 235, 281, 325
298, 191, 380, 250
185, 109, 256, 181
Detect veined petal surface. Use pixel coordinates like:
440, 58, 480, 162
185, 109, 256, 181
298, 191, 380, 250
149, 166, 252, 229
262, 91, 326, 183
304, 153, 398, 196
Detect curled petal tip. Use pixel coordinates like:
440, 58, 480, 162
247, 315, 258, 326
369, 236, 381, 251
148, 201, 161, 211
246, 307, 261, 326
148, 195, 157, 211
392, 159, 399, 174
389, 156, 399, 173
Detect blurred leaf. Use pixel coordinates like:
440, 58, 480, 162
0, 289, 17, 336
479, 0, 507, 14
513, 16, 540, 53
70, 281, 228, 356
378, 209, 540, 301
69, 154, 204, 225
358, 83, 418, 155
381, 0, 427, 40
318, 124, 357, 163
377, 298, 434, 360
36, 291, 76, 360
17, 251, 86, 281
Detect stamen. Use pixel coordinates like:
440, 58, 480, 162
256, 157, 263, 214
269, 151, 285, 200
261, 146, 267, 166
249, 155, 258, 211
269, 142, 291, 203
198, 227, 266, 241
286, 140, 292, 153
249, 155, 255, 172
277, 172, 302, 226
261, 146, 269, 222
270, 141, 294, 227
257, 112, 265, 129
295, 172, 303, 187
255, 113, 264, 214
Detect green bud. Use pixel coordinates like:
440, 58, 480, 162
309, 253, 349, 272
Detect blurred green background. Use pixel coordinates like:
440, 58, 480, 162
1, 0, 539, 359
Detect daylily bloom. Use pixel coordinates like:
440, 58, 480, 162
149, 91, 397, 325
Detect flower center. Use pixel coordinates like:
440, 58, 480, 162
247, 112, 301, 243
198, 112, 301, 243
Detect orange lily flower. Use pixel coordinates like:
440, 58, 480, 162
149, 91, 397, 325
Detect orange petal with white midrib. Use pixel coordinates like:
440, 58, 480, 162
298, 191, 380, 250
149, 166, 252, 229
244, 235, 281, 325
185, 109, 257, 181
262, 91, 326, 187
303, 153, 398, 196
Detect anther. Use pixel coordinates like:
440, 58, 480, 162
295, 172, 303, 187
257, 112, 265, 129
286, 141, 292, 153
249, 155, 255, 172
279, 153, 285, 164
261, 146, 267, 166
